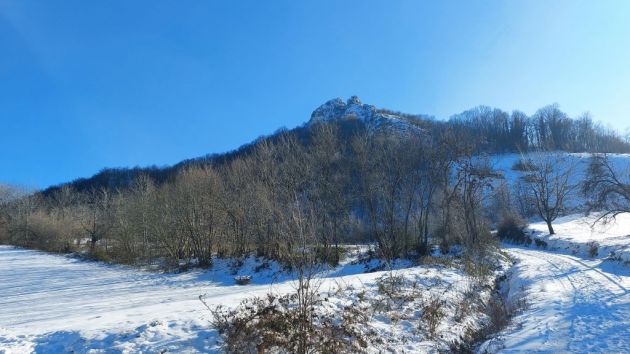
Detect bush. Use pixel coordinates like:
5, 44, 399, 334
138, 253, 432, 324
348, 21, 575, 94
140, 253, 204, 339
86, 246, 112, 263
422, 296, 445, 338
207, 293, 369, 353
534, 239, 548, 249
511, 159, 537, 171
497, 215, 529, 244
314, 245, 346, 266
376, 273, 408, 302
463, 254, 493, 283
588, 242, 599, 258
486, 297, 510, 332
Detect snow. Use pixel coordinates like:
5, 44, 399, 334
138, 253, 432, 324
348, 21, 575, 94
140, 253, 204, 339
527, 212, 630, 264
476, 172, 630, 352
0, 248, 308, 353
479, 246, 630, 353
490, 152, 630, 210
0, 246, 499, 353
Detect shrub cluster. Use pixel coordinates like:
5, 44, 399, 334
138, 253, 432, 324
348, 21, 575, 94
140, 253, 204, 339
208, 293, 370, 354
496, 215, 530, 244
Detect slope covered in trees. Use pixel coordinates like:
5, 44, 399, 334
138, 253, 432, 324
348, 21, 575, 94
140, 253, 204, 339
1, 97, 628, 268
41, 97, 630, 196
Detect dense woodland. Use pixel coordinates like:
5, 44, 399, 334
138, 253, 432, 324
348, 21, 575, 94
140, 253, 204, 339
1, 103, 628, 268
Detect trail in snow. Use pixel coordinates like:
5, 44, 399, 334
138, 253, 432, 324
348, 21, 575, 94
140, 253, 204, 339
484, 246, 630, 353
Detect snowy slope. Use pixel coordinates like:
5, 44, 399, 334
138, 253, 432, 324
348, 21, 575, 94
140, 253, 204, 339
479, 246, 630, 353
528, 212, 630, 264
0, 246, 502, 353
491, 153, 630, 264
491, 152, 630, 210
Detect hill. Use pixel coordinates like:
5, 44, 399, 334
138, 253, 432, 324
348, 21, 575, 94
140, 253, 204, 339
42, 97, 630, 196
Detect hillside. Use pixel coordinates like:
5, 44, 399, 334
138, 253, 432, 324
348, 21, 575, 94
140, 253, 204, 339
41, 97, 630, 196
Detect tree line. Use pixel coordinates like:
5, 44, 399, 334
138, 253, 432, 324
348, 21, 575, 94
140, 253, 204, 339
40, 103, 630, 197
449, 104, 629, 153
0, 122, 507, 267
1, 104, 628, 268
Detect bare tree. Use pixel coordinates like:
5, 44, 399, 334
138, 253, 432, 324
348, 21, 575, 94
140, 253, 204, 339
583, 154, 630, 222
79, 188, 113, 253
0, 185, 29, 244
455, 154, 499, 247
173, 167, 222, 266
309, 122, 350, 263
520, 153, 575, 234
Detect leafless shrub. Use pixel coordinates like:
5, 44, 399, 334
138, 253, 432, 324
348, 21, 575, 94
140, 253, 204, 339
204, 292, 370, 354
422, 296, 445, 338
588, 241, 599, 258
463, 255, 493, 285
496, 215, 529, 244
534, 238, 547, 249
376, 272, 406, 299
511, 159, 536, 171
486, 297, 510, 333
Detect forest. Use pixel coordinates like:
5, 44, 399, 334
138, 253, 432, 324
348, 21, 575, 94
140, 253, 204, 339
1, 103, 629, 269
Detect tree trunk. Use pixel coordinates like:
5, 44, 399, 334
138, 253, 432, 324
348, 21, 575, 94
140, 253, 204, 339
546, 220, 555, 235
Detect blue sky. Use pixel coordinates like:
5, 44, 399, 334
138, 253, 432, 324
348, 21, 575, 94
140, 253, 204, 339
1, 1, 629, 188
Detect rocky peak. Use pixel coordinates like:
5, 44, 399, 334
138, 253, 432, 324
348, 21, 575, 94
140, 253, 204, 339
309, 96, 376, 123
308, 96, 425, 136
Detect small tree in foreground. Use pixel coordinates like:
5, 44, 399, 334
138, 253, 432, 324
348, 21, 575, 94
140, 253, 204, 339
203, 197, 370, 354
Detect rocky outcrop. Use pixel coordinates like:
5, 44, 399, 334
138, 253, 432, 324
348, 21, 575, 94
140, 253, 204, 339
308, 96, 423, 135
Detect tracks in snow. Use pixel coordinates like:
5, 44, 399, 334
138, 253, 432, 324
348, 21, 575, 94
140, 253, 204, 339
488, 247, 630, 353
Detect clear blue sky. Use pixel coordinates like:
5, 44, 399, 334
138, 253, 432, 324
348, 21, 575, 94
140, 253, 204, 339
1, 1, 629, 188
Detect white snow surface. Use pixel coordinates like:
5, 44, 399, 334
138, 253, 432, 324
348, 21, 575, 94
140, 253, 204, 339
0, 246, 492, 353
477, 209, 630, 352
490, 152, 630, 211
479, 246, 630, 353
528, 212, 630, 264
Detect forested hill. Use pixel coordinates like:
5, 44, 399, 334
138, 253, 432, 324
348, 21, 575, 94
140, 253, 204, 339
43, 96, 629, 196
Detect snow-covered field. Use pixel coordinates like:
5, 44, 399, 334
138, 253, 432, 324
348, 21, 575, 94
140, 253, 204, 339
480, 246, 630, 353
528, 212, 630, 264
0, 246, 502, 353
490, 152, 630, 186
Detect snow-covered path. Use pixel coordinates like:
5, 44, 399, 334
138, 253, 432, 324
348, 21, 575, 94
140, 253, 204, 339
488, 246, 630, 353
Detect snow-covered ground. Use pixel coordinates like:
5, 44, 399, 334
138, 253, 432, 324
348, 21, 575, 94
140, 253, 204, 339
491, 152, 630, 211
0, 246, 502, 353
479, 246, 630, 353
528, 212, 630, 264
490, 152, 630, 186
476, 212, 630, 352
2, 215, 628, 353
